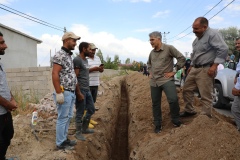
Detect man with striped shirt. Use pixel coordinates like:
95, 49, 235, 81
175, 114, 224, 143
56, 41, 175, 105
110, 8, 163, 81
88, 43, 104, 109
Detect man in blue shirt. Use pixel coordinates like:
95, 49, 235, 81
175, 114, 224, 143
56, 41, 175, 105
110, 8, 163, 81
0, 31, 18, 160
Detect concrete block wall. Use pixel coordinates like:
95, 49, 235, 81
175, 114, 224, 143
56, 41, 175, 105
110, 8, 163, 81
6, 67, 54, 100
5, 67, 120, 100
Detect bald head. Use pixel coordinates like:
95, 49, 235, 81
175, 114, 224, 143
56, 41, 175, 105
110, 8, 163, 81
192, 17, 208, 38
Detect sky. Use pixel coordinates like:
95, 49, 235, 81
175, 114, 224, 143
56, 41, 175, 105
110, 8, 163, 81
0, 0, 240, 66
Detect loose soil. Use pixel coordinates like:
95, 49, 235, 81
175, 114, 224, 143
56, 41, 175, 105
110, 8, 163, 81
6, 72, 240, 160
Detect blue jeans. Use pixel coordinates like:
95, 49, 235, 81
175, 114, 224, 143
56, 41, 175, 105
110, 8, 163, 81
53, 91, 75, 146
75, 89, 95, 123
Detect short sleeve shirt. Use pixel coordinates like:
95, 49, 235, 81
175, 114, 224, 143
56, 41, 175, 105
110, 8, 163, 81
0, 62, 11, 115
73, 56, 90, 90
87, 56, 101, 86
52, 48, 77, 91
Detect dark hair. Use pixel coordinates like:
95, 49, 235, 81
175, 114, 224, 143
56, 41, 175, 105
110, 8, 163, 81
236, 37, 240, 41
0, 32, 3, 36
195, 17, 208, 26
79, 42, 89, 52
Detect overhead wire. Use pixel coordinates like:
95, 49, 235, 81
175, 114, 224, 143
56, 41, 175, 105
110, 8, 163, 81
168, 0, 235, 43
168, 0, 223, 40
0, 4, 65, 32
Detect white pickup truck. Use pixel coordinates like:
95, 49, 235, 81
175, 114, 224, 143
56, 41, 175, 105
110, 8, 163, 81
213, 63, 237, 108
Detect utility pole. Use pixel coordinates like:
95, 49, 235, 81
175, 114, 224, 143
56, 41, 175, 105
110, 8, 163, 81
161, 32, 170, 44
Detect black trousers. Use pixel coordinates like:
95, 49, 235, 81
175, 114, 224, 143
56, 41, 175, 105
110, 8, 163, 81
90, 86, 98, 103
0, 112, 14, 160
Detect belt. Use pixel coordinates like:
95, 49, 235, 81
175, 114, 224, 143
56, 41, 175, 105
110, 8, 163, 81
64, 89, 75, 93
193, 64, 212, 68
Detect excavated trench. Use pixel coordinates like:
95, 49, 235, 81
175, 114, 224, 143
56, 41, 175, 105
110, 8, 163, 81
110, 81, 129, 160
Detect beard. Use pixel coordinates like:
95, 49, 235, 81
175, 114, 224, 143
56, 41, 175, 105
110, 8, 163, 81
84, 52, 90, 57
0, 50, 5, 55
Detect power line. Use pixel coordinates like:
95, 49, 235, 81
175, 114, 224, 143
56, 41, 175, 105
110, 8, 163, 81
0, 4, 65, 32
168, 0, 235, 43
168, 0, 223, 40
0, 3, 64, 30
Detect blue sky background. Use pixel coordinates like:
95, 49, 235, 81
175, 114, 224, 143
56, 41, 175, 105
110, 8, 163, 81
0, 0, 240, 66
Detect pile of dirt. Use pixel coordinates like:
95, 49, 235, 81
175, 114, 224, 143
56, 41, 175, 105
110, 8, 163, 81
6, 72, 240, 160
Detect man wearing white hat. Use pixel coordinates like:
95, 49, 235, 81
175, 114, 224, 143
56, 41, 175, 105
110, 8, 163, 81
87, 43, 104, 127
52, 31, 80, 150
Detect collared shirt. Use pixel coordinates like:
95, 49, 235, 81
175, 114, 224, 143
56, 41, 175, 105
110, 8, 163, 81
87, 56, 102, 86
147, 43, 186, 87
52, 47, 77, 91
191, 27, 228, 66
0, 62, 11, 115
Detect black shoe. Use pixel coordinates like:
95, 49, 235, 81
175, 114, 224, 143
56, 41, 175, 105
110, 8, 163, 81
56, 144, 74, 150
172, 120, 182, 127
57, 142, 74, 150
64, 139, 77, 146
180, 111, 197, 117
154, 125, 162, 133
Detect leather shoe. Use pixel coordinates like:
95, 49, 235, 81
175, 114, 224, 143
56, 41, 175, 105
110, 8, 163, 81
180, 111, 197, 117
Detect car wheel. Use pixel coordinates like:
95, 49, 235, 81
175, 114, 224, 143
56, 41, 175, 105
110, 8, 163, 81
212, 83, 229, 109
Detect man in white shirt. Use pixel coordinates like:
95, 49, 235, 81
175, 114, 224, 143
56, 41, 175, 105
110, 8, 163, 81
87, 43, 104, 125
231, 37, 240, 131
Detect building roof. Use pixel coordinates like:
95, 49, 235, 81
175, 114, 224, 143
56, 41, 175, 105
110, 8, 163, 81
0, 23, 42, 44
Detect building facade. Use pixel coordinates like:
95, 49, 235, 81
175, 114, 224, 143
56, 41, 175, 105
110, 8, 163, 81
0, 23, 42, 68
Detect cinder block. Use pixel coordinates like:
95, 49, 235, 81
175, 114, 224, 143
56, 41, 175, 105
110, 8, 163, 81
29, 67, 39, 72
9, 77, 21, 82
37, 76, 47, 81
21, 68, 30, 72
43, 71, 50, 76
11, 68, 21, 72
6, 73, 17, 77
16, 73, 24, 77
38, 67, 51, 71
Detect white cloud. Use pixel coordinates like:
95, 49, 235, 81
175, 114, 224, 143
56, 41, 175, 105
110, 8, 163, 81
133, 28, 153, 32
0, 13, 35, 35
0, 0, 14, 4
37, 24, 152, 66
152, 10, 170, 18
210, 15, 224, 25
225, 0, 240, 11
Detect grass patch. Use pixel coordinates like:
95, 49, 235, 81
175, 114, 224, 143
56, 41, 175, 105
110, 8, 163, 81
11, 86, 40, 115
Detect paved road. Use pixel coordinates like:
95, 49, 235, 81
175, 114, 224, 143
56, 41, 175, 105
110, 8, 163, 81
213, 103, 234, 119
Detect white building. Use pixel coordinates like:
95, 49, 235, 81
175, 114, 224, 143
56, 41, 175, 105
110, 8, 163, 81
0, 23, 42, 68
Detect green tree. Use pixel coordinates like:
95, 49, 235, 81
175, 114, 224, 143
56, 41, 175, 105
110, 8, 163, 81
96, 49, 104, 63
104, 55, 118, 70
218, 27, 240, 59
113, 55, 120, 65
125, 58, 131, 64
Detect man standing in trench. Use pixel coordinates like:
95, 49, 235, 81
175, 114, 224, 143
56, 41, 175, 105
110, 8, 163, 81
180, 17, 228, 118
74, 42, 95, 141
87, 43, 104, 127
0, 31, 18, 160
52, 32, 80, 150
147, 31, 186, 133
